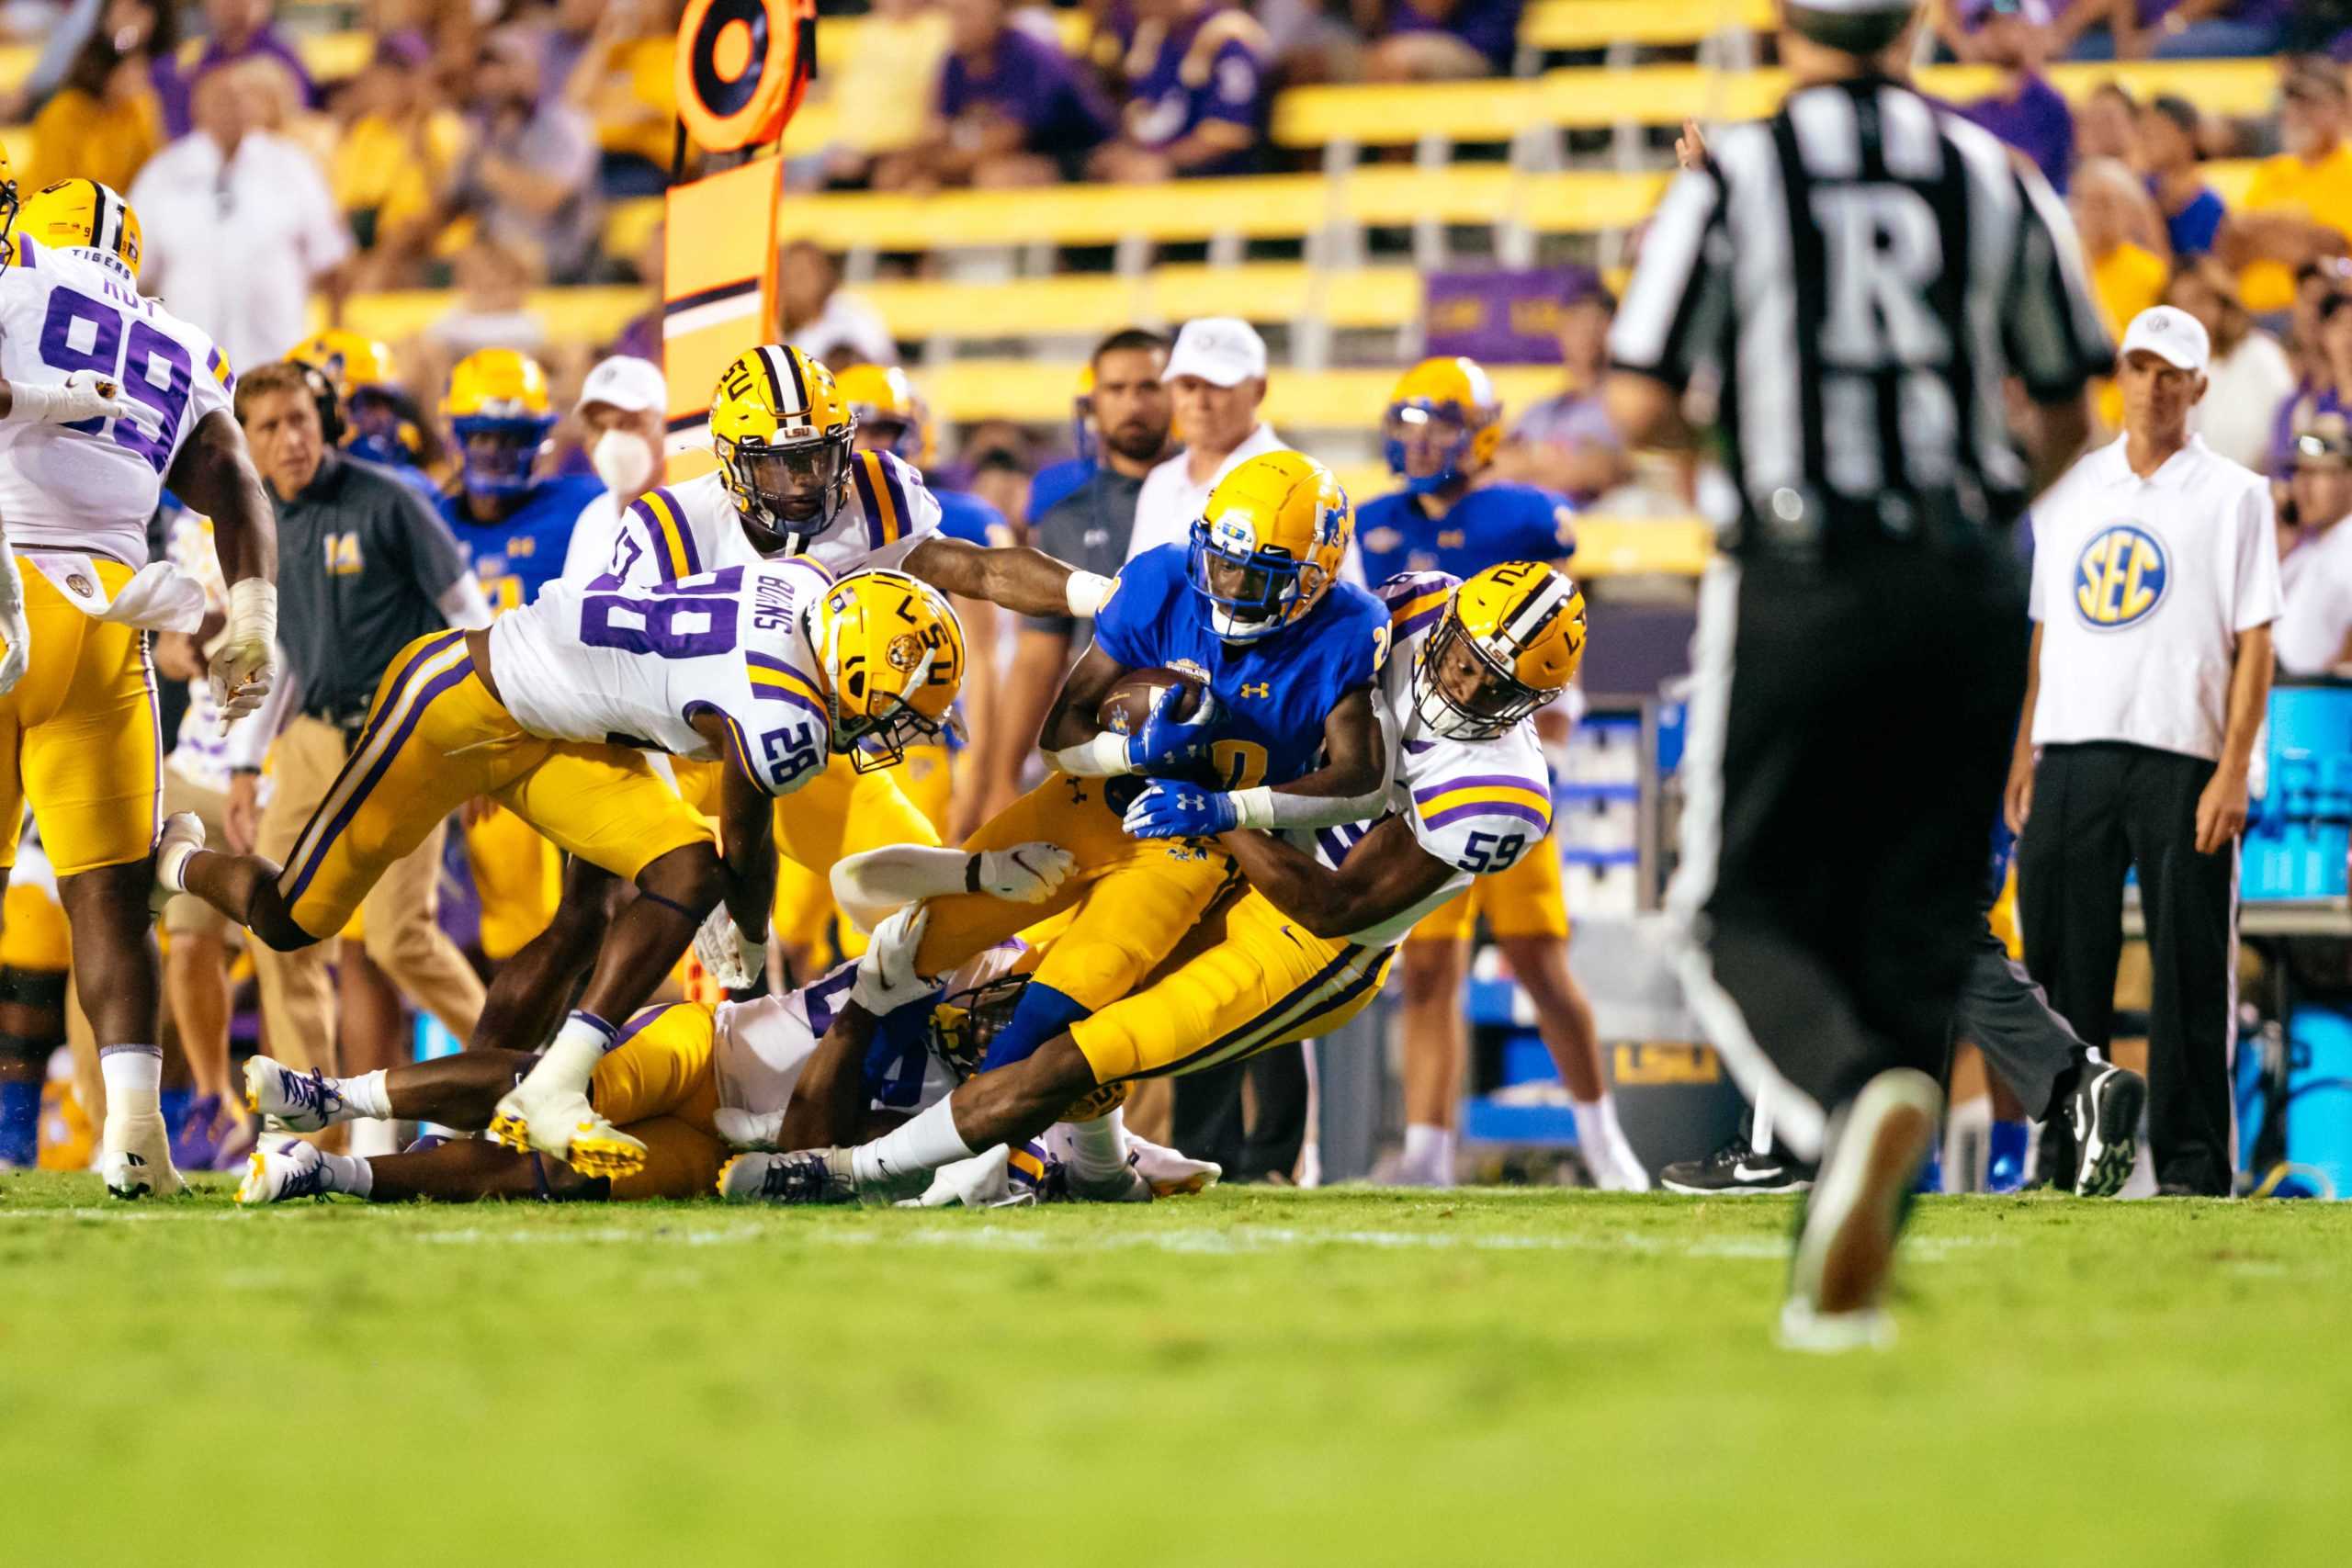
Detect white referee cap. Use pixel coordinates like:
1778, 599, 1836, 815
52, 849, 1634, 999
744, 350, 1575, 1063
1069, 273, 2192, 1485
2120, 306, 2211, 376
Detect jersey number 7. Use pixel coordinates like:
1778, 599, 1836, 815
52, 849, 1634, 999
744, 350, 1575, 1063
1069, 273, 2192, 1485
40, 286, 192, 473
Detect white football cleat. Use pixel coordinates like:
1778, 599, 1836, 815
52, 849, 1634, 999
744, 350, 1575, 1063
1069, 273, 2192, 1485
1127, 1134, 1220, 1196
243, 1055, 352, 1133
98, 1112, 186, 1199
1063, 1162, 1154, 1202
491, 1078, 645, 1179
238, 1139, 333, 1204
1779, 1068, 1941, 1355
717, 1146, 858, 1203
148, 810, 206, 918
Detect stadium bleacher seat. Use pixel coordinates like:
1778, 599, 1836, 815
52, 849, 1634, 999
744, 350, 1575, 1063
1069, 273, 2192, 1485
1521, 0, 1778, 51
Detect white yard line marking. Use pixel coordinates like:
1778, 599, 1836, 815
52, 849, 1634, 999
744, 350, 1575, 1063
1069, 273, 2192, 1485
0, 1207, 2014, 1261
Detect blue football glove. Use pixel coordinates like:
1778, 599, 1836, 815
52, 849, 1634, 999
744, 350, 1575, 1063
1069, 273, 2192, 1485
1122, 781, 1239, 840
1125, 683, 1224, 775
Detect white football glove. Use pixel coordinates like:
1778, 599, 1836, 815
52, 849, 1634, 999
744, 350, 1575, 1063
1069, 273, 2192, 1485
972, 842, 1076, 903
0, 553, 28, 698
712, 1106, 784, 1150
7, 369, 138, 426
850, 904, 933, 1017
693, 901, 765, 991
209, 579, 277, 721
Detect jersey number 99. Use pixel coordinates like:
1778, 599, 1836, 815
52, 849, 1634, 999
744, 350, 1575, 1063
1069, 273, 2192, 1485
40, 286, 192, 473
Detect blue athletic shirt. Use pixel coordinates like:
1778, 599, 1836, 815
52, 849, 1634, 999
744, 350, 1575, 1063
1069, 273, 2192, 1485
1354, 481, 1577, 586
440, 473, 605, 612
1091, 542, 1388, 789
935, 487, 1008, 547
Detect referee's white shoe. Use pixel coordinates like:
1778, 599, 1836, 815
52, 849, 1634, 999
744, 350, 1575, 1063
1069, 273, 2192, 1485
1778, 1069, 1941, 1354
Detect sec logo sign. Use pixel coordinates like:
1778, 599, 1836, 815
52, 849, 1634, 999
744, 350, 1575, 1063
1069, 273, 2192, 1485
2074, 524, 2168, 629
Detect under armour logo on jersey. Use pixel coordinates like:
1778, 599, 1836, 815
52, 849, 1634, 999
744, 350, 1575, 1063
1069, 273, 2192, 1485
1235, 682, 1272, 699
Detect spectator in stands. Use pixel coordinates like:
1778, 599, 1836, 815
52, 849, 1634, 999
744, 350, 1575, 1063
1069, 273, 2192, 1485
133, 59, 352, 374
242, 50, 338, 172
562, 0, 676, 197
2069, 0, 2289, 61
1497, 274, 1630, 506
333, 33, 463, 280
2169, 256, 2299, 475
778, 239, 898, 368
25, 0, 170, 195
1961, 0, 2074, 194
2276, 427, 2352, 673
2074, 79, 2139, 165
1090, 0, 1269, 182
2073, 157, 2172, 336
156, 0, 314, 139
879, 0, 1114, 190
440, 27, 603, 284
2222, 62, 2352, 316
2274, 287, 2352, 475
808, 0, 952, 188
2143, 95, 2224, 259
425, 237, 550, 360
1125, 316, 1287, 560
1362, 0, 1522, 80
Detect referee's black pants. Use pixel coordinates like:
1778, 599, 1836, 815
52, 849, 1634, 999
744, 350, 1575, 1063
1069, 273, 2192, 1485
2016, 743, 2237, 1195
1679, 540, 2028, 1157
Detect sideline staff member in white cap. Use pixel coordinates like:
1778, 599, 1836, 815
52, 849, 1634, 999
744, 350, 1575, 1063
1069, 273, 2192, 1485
560, 355, 669, 582
1124, 317, 1288, 562
2006, 304, 2279, 1197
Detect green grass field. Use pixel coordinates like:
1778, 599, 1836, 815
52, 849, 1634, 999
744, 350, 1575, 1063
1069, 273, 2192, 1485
4, 1172, 2346, 1566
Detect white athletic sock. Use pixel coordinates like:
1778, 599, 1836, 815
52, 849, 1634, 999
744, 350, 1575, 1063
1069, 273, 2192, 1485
322, 1150, 373, 1199
535, 1012, 619, 1098
98, 1046, 162, 1121
853, 1098, 974, 1190
346, 1118, 399, 1158
1401, 1122, 1454, 1185
343, 1069, 391, 1122
157, 837, 198, 894
1067, 1108, 1130, 1183
1572, 1096, 1645, 1186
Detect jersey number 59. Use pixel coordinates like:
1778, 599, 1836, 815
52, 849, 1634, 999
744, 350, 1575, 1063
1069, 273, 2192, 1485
40, 286, 192, 473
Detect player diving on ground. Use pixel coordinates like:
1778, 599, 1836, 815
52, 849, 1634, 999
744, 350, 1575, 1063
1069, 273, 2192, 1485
726, 560, 1587, 1203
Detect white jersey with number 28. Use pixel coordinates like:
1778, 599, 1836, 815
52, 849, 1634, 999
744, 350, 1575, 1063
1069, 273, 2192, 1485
0, 240, 234, 568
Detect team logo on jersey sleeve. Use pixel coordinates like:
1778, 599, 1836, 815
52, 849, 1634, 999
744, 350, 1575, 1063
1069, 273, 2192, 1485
2073, 523, 2168, 629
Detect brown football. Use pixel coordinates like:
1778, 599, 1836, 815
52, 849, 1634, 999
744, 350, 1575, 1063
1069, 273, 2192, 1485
1097, 666, 1205, 736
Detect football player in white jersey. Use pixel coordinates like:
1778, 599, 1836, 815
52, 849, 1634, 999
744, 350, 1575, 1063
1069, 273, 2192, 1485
155, 563, 997, 1177
0, 175, 279, 1197
728, 561, 1591, 1204
481, 344, 1114, 1051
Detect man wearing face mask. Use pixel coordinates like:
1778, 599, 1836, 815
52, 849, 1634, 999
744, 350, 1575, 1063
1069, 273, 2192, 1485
561, 355, 671, 584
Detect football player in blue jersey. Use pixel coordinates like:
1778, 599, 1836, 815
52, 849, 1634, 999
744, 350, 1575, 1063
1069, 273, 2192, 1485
1354, 356, 1645, 1189
811, 451, 1393, 1152
438, 348, 605, 613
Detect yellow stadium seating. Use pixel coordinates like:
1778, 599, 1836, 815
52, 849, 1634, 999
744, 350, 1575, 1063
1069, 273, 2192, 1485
323, 286, 648, 345
1274, 58, 2282, 148
1522, 0, 1778, 51
854, 264, 1421, 339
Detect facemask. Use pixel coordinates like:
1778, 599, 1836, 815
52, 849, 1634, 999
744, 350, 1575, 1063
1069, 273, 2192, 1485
591, 428, 658, 500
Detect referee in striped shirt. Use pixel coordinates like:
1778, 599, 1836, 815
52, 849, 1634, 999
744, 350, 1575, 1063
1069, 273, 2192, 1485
1605, 0, 2110, 1350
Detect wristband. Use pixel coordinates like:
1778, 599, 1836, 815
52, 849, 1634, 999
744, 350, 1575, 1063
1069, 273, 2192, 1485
1064, 570, 1114, 619
1048, 730, 1134, 778
227, 578, 277, 647
1229, 786, 1276, 830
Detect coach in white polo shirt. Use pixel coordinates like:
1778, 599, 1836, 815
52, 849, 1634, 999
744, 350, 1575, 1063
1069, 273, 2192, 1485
1125, 318, 1289, 563
2006, 305, 2279, 1197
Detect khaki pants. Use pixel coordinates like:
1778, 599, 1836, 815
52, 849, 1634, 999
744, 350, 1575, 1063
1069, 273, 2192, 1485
254, 716, 484, 1072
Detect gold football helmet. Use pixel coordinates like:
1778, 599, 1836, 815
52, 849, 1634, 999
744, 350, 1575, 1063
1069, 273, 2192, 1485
1187, 451, 1352, 643
806, 568, 967, 772
710, 344, 857, 552
1415, 561, 1587, 740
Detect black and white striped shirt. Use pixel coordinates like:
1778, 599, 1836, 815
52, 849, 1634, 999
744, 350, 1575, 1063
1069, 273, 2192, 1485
1611, 74, 2112, 553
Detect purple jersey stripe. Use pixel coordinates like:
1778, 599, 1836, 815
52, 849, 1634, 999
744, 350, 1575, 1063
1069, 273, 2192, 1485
850, 457, 886, 550
658, 490, 699, 574
754, 685, 828, 724
1422, 800, 1552, 834
877, 453, 913, 538
278, 651, 476, 909
1395, 606, 1442, 640
1412, 772, 1548, 805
